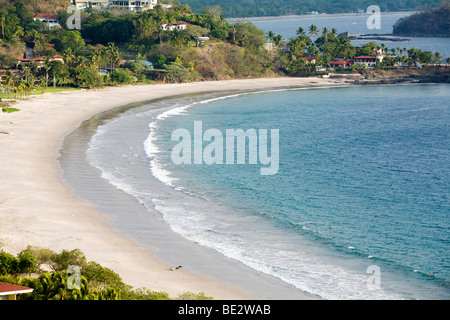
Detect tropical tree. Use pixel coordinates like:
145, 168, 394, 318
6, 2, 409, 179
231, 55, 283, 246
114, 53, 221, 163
331, 28, 338, 37
273, 34, 283, 47
13, 79, 27, 99
18, 251, 37, 276
433, 51, 442, 64
63, 48, 75, 68
296, 27, 305, 36
309, 24, 318, 39
322, 27, 328, 42
3, 70, 15, 98
30, 272, 89, 300
266, 30, 274, 43
229, 25, 237, 44
104, 42, 121, 73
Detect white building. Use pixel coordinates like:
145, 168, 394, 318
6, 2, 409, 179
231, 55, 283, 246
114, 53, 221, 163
354, 56, 378, 67
161, 21, 195, 31
72, 0, 110, 9
72, 0, 158, 11
33, 14, 61, 29
109, 0, 158, 12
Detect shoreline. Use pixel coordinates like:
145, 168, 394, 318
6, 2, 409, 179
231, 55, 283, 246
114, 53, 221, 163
0, 77, 346, 300
227, 11, 415, 22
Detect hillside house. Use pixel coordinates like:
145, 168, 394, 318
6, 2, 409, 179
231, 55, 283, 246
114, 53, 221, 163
330, 60, 354, 69
298, 57, 316, 64
33, 14, 61, 29
109, 0, 158, 12
72, 0, 110, 9
161, 21, 195, 31
17, 55, 65, 68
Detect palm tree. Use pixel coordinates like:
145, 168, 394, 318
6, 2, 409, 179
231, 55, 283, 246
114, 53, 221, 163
322, 27, 328, 42
273, 34, 283, 47
433, 52, 442, 64
105, 42, 121, 73
63, 48, 75, 67
3, 71, 15, 99
38, 78, 47, 94
230, 26, 237, 44
331, 28, 337, 38
41, 57, 51, 87
309, 24, 318, 39
22, 66, 31, 83
296, 27, 305, 37
266, 30, 275, 43
13, 79, 26, 99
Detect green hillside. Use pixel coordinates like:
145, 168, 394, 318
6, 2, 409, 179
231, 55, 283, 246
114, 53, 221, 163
393, 1, 450, 36
178, 0, 442, 17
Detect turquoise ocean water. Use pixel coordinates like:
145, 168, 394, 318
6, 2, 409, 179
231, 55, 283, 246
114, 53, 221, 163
85, 84, 449, 299
105, 83, 449, 300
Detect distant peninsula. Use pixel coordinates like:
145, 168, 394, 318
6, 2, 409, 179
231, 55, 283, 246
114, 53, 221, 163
393, 1, 450, 37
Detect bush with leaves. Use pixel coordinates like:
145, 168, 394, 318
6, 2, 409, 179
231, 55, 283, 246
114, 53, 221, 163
163, 59, 199, 83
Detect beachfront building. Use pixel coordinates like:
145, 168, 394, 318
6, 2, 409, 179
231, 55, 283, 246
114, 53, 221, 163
330, 60, 354, 69
109, 0, 158, 12
354, 56, 378, 67
298, 57, 317, 64
0, 282, 33, 300
33, 14, 61, 29
161, 21, 195, 31
17, 55, 65, 68
373, 48, 385, 63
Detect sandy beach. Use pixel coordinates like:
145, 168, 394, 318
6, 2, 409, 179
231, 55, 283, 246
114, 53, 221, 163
0, 77, 345, 300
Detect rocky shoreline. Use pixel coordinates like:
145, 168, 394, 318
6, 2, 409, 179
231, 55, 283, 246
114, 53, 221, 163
347, 66, 450, 85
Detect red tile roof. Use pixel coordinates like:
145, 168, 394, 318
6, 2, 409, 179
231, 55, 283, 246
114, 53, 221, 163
330, 60, 347, 65
34, 13, 58, 20
354, 56, 377, 59
18, 57, 46, 62
0, 282, 33, 295
298, 57, 316, 61
330, 60, 354, 66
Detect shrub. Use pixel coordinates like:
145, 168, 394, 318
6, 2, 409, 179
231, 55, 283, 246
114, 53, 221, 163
110, 68, 136, 85
2, 108, 21, 113
163, 60, 199, 83
50, 249, 87, 272
0, 252, 19, 275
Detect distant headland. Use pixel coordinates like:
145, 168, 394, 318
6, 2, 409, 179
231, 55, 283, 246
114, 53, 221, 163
393, 1, 450, 37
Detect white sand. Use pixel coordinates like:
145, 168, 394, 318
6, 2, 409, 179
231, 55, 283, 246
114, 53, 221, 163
0, 77, 345, 299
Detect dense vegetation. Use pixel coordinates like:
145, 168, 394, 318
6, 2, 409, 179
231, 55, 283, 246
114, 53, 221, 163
393, 1, 450, 36
0, 1, 446, 105
0, 246, 212, 300
0, 0, 71, 14
179, 0, 442, 17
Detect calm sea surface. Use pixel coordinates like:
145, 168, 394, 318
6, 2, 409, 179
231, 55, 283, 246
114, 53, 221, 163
86, 84, 450, 299
239, 13, 450, 58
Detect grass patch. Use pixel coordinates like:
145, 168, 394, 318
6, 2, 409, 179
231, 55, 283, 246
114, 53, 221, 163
0, 87, 81, 100
2, 107, 20, 113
